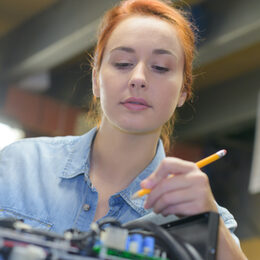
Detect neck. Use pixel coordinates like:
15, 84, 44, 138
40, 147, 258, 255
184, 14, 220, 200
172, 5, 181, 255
90, 122, 161, 188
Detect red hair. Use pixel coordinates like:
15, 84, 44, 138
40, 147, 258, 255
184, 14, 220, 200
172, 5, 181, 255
89, 0, 196, 152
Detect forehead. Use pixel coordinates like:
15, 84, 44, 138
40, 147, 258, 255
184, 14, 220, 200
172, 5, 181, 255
104, 15, 183, 55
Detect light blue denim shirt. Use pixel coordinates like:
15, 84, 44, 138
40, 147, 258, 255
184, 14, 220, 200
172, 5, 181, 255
0, 127, 239, 244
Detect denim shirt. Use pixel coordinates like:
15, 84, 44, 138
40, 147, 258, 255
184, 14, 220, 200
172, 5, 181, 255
0, 127, 239, 243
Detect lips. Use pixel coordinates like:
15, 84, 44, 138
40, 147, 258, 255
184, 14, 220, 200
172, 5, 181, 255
121, 97, 151, 111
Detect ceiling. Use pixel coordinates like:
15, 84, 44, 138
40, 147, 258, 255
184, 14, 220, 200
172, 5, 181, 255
0, 0, 203, 39
0, 0, 59, 38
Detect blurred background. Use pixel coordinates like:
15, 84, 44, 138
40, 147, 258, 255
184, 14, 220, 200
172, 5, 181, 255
0, 0, 259, 258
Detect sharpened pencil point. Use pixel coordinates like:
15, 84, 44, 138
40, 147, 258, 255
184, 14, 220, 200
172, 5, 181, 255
217, 149, 227, 157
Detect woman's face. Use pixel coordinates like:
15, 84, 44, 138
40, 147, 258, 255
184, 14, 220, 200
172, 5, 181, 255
93, 15, 186, 135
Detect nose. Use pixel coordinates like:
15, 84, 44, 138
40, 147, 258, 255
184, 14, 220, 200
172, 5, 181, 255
128, 62, 147, 89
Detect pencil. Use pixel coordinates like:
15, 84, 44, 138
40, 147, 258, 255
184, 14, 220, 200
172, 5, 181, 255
132, 149, 227, 199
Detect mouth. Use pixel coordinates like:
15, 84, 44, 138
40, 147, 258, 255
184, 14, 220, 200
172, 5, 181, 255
120, 97, 151, 111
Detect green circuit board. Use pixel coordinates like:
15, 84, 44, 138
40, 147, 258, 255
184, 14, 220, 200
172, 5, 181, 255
93, 245, 168, 260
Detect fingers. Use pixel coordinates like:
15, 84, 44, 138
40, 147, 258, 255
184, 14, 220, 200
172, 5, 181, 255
148, 180, 215, 216
160, 201, 201, 217
150, 188, 194, 214
141, 157, 198, 190
140, 156, 218, 216
144, 174, 192, 209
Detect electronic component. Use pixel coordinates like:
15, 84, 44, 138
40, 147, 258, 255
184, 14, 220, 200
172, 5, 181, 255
100, 226, 128, 251
0, 212, 219, 259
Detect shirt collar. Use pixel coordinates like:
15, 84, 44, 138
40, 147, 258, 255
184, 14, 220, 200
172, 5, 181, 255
119, 139, 166, 216
58, 127, 97, 178
59, 127, 166, 216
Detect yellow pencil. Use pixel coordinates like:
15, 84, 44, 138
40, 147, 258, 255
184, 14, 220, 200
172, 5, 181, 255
132, 149, 227, 199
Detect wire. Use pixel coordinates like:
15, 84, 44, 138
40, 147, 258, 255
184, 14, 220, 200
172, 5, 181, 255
123, 220, 203, 260
97, 217, 122, 230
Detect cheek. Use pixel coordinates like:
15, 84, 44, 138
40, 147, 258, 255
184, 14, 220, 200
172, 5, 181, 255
162, 95, 179, 117
99, 65, 123, 92
156, 83, 182, 113
98, 71, 121, 112
98, 69, 113, 99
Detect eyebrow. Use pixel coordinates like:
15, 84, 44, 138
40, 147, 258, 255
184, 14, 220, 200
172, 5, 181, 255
110, 46, 176, 57
152, 49, 174, 56
111, 46, 135, 53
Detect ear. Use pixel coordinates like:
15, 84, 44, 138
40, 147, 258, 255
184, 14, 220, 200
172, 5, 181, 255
92, 68, 100, 98
177, 91, 187, 107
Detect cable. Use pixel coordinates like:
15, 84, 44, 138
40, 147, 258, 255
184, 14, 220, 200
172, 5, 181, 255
123, 220, 203, 260
97, 217, 122, 230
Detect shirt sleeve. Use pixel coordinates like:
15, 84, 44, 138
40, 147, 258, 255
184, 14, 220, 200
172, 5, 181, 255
217, 204, 240, 246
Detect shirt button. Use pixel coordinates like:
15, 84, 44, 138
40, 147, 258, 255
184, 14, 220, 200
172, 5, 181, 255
83, 204, 90, 211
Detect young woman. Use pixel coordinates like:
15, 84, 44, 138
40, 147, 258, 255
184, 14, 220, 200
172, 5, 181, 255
0, 0, 246, 259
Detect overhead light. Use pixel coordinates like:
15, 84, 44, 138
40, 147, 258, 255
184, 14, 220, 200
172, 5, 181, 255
16, 72, 50, 92
0, 122, 25, 150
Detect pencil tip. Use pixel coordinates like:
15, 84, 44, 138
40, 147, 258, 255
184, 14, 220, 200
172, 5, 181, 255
218, 149, 227, 157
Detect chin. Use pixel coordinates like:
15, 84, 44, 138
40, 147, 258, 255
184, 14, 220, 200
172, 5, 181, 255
103, 115, 163, 136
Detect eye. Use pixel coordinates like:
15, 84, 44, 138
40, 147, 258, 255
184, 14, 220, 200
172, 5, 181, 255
152, 65, 169, 73
114, 62, 133, 69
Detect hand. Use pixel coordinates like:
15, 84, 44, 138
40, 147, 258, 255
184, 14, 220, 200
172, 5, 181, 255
141, 157, 218, 216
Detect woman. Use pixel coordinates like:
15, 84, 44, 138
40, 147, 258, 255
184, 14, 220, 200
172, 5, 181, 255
0, 0, 246, 259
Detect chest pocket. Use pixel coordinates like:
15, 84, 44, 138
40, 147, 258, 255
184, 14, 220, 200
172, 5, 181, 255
0, 208, 52, 231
